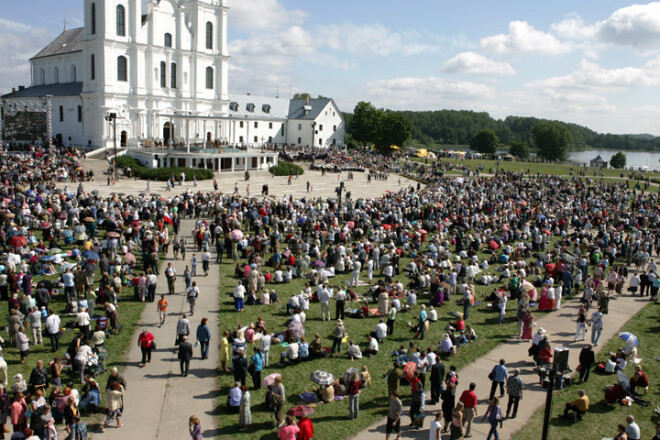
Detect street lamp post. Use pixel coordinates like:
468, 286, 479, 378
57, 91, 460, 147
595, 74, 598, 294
105, 113, 118, 182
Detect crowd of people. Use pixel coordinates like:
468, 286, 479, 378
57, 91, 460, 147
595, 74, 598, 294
0, 139, 659, 439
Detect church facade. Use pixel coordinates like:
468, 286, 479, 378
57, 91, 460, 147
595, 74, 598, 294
1, 0, 344, 151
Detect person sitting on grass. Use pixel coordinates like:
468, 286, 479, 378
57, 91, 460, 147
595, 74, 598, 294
310, 333, 325, 358
562, 389, 589, 421
629, 365, 649, 395
364, 335, 379, 358
348, 341, 362, 361
280, 341, 299, 364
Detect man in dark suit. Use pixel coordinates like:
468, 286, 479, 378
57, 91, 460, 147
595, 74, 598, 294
178, 335, 193, 376
578, 344, 595, 383
430, 351, 445, 404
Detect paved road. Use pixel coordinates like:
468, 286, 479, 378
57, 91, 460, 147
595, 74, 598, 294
101, 218, 221, 439
351, 291, 650, 440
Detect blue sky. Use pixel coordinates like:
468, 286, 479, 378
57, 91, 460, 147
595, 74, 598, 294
2, 1, 660, 134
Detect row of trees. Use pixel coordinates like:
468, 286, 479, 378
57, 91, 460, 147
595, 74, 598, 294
395, 109, 660, 151
470, 121, 572, 161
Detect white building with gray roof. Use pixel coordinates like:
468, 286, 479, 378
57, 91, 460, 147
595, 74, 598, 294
0, 0, 344, 156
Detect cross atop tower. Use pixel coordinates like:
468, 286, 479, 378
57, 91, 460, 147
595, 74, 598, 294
62, 18, 68, 32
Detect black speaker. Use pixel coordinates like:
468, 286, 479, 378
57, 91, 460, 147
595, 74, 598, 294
553, 347, 569, 372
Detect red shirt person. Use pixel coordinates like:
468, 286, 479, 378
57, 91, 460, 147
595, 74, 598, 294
297, 416, 314, 440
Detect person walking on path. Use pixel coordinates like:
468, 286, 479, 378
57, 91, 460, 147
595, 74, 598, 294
195, 318, 211, 360
505, 368, 524, 418
137, 328, 154, 367
450, 401, 464, 440
189, 415, 202, 440
489, 359, 508, 401
385, 391, 402, 440
187, 281, 200, 316
481, 397, 503, 440
574, 305, 588, 342
157, 295, 168, 327
459, 382, 478, 437
590, 307, 604, 346
176, 314, 190, 346
165, 263, 176, 295
578, 344, 595, 384
178, 336, 193, 377
429, 411, 442, 440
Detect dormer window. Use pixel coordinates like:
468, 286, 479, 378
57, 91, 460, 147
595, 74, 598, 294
262, 104, 271, 114
229, 102, 238, 111
246, 103, 255, 113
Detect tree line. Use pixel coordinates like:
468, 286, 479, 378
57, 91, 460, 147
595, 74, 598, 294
345, 104, 660, 153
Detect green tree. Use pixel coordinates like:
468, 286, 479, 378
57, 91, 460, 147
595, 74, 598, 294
531, 121, 573, 161
610, 151, 627, 169
509, 140, 530, 159
293, 92, 311, 100
375, 112, 412, 153
470, 129, 499, 154
350, 101, 380, 148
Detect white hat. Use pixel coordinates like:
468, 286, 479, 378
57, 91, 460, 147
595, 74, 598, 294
538, 328, 546, 334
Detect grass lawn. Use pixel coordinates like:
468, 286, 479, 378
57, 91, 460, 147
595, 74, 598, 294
214, 239, 562, 440
513, 301, 660, 440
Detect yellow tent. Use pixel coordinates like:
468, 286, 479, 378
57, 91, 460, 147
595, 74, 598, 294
415, 148, 428, 158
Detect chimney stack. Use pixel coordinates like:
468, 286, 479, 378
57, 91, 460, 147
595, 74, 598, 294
305, 95, 310, 105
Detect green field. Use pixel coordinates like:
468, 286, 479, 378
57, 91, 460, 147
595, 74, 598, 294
513, 301, 659, 440
214, 237, 563, 440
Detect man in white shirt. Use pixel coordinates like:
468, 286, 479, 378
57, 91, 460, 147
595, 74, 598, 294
373, 319, 388, 342
364, 335, 379, 357
429, 412, 443, 440
349, 260, 362, 287
318, 284, 331, 321
187, 281, 199, 316
76, 307, 91, 340
287, 294, 300, 315
260, 333, 272, 367
45, 309, 61, 352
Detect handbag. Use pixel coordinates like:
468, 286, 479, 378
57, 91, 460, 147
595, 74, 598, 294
247, 362, 256, 375
488, 371, 495, 381
575, 364, 582, 372
151, 341, 157, 350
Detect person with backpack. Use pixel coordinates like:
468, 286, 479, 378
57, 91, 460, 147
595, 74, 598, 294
187, 282, 199, 316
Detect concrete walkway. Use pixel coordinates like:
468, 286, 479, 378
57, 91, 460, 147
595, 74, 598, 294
101, 218, 221, 440
352, 292, 650, 440
70, 158, 420, 200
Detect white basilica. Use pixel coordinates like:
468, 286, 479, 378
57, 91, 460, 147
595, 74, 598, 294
1, 0, 345, 161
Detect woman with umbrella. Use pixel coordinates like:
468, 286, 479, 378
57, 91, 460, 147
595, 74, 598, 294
287, 407, 315, 440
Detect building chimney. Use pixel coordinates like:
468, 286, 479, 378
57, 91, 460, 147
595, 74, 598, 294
12, 88, 16, 93
306, 95, 310, 105
247, 92, 251, 96
18, 86, 25, 91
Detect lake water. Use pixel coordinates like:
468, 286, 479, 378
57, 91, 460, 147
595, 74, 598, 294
567, 150, 660, 171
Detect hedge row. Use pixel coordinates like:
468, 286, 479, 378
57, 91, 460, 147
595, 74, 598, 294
269, 161, 304, 176
115, 155, 214, 181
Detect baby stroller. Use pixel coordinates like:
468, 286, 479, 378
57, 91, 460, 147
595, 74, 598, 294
87, 346, 108, 378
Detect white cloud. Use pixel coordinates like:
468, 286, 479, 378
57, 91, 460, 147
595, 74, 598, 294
363, 76, 494, 110
596, 2, 660, 48
441, 51, 515, 75
551, 14, 597, 40
481, 20, 572, 54
318, 23, 440, 56
528, 59, 660, 92
226, 0, 306, 29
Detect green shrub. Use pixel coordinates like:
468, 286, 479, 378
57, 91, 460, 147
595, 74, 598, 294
115, 155, 214, 181
269, 161, 304, 176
